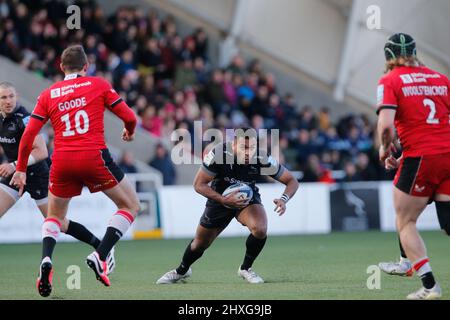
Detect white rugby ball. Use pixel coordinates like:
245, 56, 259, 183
222, 183, 253, 208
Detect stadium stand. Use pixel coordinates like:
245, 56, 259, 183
0, 0, 397, 182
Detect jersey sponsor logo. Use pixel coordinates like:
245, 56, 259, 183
7, 122, 17, 131
377, 85, 384, 106
400, 72, 441, 84
0, 136, 16, 144
414, 184, 425, 193
400, 74, 414, 84
50, 88, 61, 98
64, 73, 79, 80
51, 81, 93, 98
223, 176, 254, 185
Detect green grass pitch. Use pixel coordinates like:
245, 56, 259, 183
1, 231, 449, 300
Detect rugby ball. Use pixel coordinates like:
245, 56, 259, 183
222, 183, 253, 208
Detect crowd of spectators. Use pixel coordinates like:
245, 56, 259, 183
0, 0, 394, 184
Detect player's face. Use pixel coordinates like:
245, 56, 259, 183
234, 137, 257, 164
0, 87, 17, 115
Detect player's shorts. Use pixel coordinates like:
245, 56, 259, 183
199, 192, 262, 229
0, 161, 49, 205
49, 148, 124, 198
394, 152, 450, 197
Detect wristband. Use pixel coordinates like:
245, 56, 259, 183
10, 161, 17, 170
281, 193, 290, 203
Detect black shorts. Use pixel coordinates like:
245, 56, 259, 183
200, 193, 262, 229
0, 162, 49, 202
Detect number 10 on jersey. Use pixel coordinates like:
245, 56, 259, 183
61, 110, 89, 137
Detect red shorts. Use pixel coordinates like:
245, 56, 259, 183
49, 149, 124, 198
394, 152, 450, 197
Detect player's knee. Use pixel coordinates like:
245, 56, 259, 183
435, 201, 450, 236
250, 225, 267, 239
60, 218, 70, 233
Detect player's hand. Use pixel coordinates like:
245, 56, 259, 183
221, 191, 249, 209
0, 163, 15, 177
385, 155, 401, 170
379, 143, 397, 162
121, 128, 135, 142
273, 198, 287, 216
9, 171, 26, 196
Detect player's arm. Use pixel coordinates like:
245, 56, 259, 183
193, 168, 248, 209
377, 109, 397, 162
9, 116, 46, 195
272, 167, 299, 216
103, 81, 137, 141
111, 100, 137, 141
10, 91, 48, 195
0, 134, 48, 178
29, 134, 49, 163
376, 77, 398, 162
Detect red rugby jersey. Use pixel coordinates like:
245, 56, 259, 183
16, 74, 136, 172
377, 66, 450, 157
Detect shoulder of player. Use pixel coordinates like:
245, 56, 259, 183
14, 106, 31, 118
90, 76, 113, 89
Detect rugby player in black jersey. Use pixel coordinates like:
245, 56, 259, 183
157, 128, 299, 284
0, 82, 115, 274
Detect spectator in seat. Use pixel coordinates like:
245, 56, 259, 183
356, 153, 378, 181
119, 151, 138, 174
149, 143, 177, 185
342, 160, 361, 182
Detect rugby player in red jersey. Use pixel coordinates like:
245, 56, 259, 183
10, 45, 140, 297
376, 33, 450, 299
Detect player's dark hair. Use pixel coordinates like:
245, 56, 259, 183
233, 127, 258, 141
61, 45, 88, 72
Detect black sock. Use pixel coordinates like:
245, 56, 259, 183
66, 220, 101, 249
420, 272, 436, 289
241, 234, 267, 270
176, 240, 205, 275
42, 237, 56, 260
96, 227, 122, 261
399, 236, 407, 259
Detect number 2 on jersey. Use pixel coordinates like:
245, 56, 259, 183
423, 98, 439, 124
61, 110, 90, 137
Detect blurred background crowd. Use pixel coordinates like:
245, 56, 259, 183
0, 0, 394, 184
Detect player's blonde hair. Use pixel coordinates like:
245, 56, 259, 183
0, 82, 16, 91
384, 56, 424, 73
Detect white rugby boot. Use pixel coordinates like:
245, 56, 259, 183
379, 257, 413, 277
156, 268, 192, 284
407, 283, 442, 300
238, 267, 264, 284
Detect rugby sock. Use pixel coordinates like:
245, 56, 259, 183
65, 220, 101, 249
240, 234, 267, 270
96, 210, 134, 261
413, 257, 436, 289
176, 240, 205, 275
399, 236, 408, 259
41, 218, 61, 260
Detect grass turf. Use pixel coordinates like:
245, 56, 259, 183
0, 231, 449, 300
